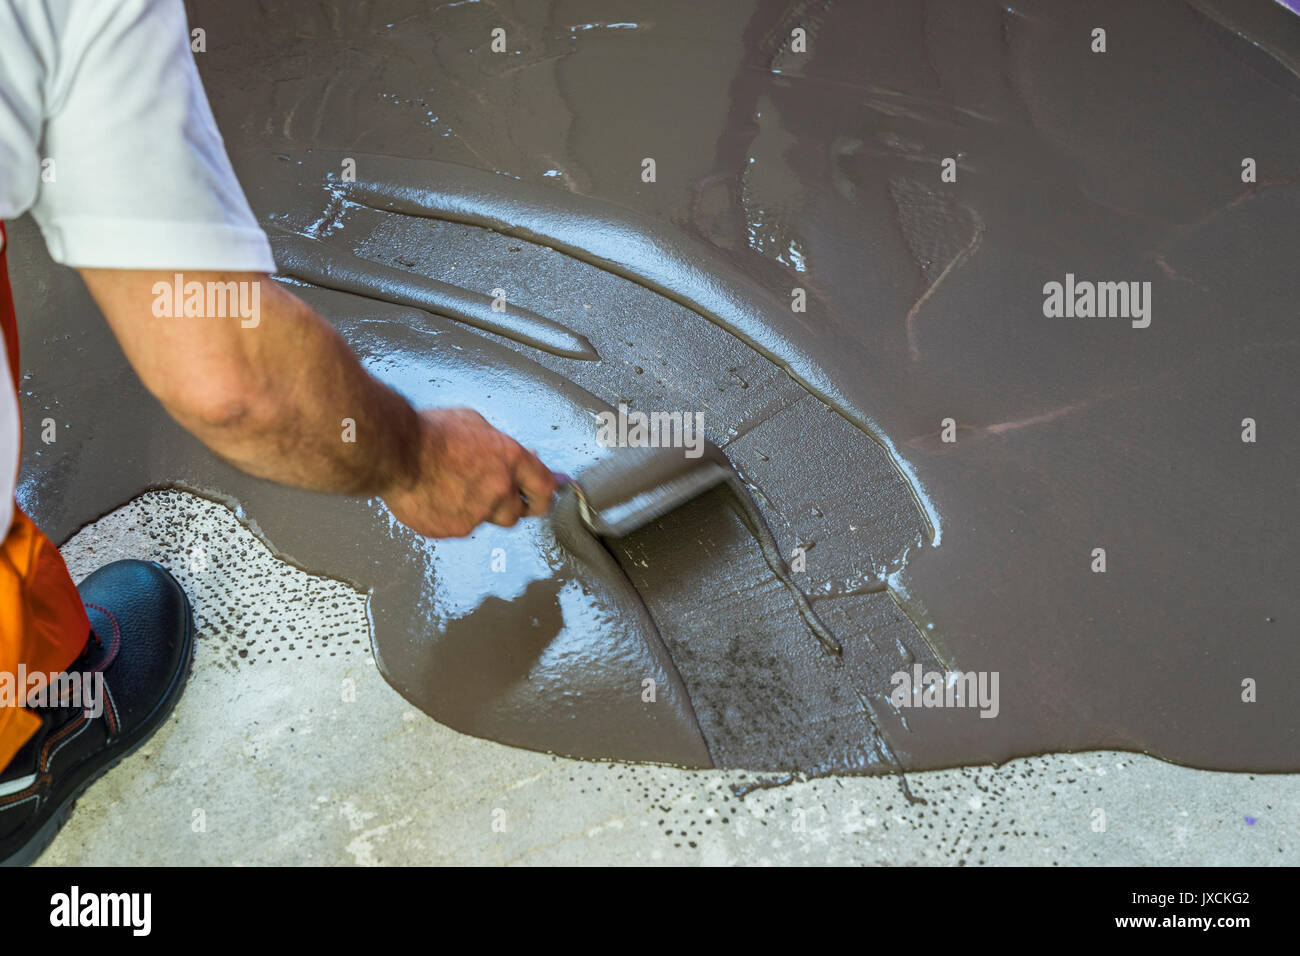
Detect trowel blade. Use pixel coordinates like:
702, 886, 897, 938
571, 444, 732, 537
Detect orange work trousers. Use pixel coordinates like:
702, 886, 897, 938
0, 222, 90, 770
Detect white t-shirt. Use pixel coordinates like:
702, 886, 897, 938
1, 0, 275, 534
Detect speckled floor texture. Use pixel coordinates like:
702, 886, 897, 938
36, 490, 1297, 866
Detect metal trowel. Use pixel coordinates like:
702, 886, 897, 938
566, 443, 733, 538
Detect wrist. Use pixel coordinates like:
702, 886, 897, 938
379, 402, 434, 500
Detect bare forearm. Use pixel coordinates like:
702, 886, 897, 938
188, 296, 421, 495
81, 267, 557, 538
81, 270, 422, 497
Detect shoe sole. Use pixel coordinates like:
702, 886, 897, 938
0, 563, 196, 867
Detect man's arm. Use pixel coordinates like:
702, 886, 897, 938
79, 268, 557, 537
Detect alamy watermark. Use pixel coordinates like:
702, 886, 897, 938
152, 273, 260, 327
50, 886, 151, 936
890, 664, 999, 718
0, 666, 104, 718
596, 403, 706, 458
1042, 273, 1150, 328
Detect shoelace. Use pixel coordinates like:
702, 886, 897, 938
38, 608, 121, 710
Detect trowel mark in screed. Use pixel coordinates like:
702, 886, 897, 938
334, 202, 809, 445
725, 393, 929, 599
283, 183, 932, 601
332, 155, 923, 458
301, 191, 932, 572
270, 231, 599, 361
888, 177, 981, 288
259, 176, 939, 773
888, 176, 986, 361
610, 486, 900, 775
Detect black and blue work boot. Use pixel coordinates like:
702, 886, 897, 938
0, 560, 194, 866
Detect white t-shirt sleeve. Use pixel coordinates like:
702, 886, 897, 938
0, 0, 275, 272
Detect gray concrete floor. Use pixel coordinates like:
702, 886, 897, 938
38, 490, 1298, 865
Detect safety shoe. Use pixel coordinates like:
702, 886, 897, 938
0, 560, 194, 865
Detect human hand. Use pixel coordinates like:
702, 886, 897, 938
382, 408, 558, 538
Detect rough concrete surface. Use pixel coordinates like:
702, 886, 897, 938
37, 491, 1297, 866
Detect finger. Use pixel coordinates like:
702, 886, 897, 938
528, 448, 571, 487
514, 450, 558, 516
489, 493, 525, 528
